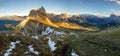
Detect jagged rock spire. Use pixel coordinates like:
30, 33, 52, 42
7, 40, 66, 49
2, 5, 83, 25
28, 6, 46, 17
29, 9, 37, 17
38, 6, 46, 13
37, 6, 46, 16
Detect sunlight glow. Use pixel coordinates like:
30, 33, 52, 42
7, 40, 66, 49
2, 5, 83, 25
16, 16, 95, 31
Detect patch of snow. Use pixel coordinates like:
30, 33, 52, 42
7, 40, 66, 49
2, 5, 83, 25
42, 27, 65, 35
4, 40, 21, 56
104, 49, 107, 52
41, 27, 54, 35
71, 49, 79, 56
31, 36, 39, 39
53, 31, 65, 35
16, 40, 21, 44
28, 44, 40, 55
47, 37, 57, 51
24, 51, 29, 55
70, 32, 75, 35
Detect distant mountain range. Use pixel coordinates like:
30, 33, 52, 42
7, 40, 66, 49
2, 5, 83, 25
79, 14, 120, 29
1, 7, 120, 31
63, 14, 120, 29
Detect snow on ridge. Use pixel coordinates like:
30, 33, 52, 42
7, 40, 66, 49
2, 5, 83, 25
24, 51, 29, 55
47, 37, 57, 51
4, 40, 21, 56
28, 44, 40, 55
41, 27, 65, 35
53, 31, 65, 35
41, 27, 54, 35
31, 36, 39, 39
71, 49, 79, 56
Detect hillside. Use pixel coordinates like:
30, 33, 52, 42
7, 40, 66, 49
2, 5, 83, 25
1, 25, 120, 56
67, 27, 120, 56
0, 6, 120, 56
0, 30, 75, 56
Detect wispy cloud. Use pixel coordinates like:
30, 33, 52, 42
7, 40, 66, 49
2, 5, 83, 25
103, 9, 120, 16
110, 9, 120, 15
0, 8, 4, 16
0, 8, 4, 11
105, 0, 120, 5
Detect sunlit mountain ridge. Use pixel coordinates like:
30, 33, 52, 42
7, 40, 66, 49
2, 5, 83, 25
16, 7, 95, 32
17, 16, 94, 31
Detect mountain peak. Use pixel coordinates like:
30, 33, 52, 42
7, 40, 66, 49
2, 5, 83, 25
29, 8, 37, 17
37, 6, 46, 16
110, 14, 116, 17
29, 6, 46, 17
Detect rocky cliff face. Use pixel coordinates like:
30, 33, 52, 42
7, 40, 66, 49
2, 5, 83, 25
37, 6, 46, 16
29, 6, 46, 18
21, 20, 47, 35
16, 7, 48, 35
28, 9, 37, 17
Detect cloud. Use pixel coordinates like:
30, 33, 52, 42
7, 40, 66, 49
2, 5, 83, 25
105, 0, 120, 5
0, 8, 4, 11
110, 9, 120, 15
102, 9, 120, 16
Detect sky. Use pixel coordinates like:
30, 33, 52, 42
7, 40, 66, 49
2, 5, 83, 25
1, 0, 120, 16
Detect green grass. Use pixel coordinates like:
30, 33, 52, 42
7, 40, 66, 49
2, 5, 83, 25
67, 28, 120, 56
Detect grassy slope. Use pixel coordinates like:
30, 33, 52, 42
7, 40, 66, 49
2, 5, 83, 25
68, 28, 120, 56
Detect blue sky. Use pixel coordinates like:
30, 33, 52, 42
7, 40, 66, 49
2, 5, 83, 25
0, 0, 120, 16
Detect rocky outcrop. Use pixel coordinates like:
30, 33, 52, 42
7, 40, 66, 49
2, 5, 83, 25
28, 9, 37, 17
21, 20, 48, 35
16, 7, 48, 35
37, 6, 46, 16
29, 6, 46, 18
0, 30, 75, 56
